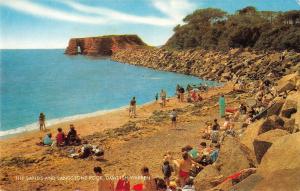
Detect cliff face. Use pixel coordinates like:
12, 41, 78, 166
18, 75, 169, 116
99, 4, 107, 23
112, 47, 300, 82
65, 35, 146, 56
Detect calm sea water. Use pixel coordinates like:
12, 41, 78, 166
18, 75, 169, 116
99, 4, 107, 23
0, 49, 218, 136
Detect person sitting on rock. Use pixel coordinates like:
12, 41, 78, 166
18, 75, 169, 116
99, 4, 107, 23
211, 121, 220, 144
202, 122, 212, 140
56, 128, 66, 146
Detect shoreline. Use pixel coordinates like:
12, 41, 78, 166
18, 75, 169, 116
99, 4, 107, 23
0, 100, 157, 140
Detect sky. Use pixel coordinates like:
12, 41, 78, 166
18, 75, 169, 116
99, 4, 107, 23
0, 0, 299, 49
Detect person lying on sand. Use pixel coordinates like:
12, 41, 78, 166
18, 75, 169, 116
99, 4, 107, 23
141, 166, 156, 191
94, 166, 114, 191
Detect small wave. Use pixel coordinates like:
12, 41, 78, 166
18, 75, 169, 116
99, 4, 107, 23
0, 106, 129, 138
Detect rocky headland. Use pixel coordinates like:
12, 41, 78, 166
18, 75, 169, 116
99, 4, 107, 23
112, 47, 300, 82
65, 35, 146, 56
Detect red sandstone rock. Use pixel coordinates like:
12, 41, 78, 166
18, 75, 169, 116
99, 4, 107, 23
65, 35, 146, 56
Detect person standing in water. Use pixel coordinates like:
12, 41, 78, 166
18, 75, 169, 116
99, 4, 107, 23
155, 93, 159, 102
129, 97, 137, 118
39, 112, 46, 131
219, 95, 226, 118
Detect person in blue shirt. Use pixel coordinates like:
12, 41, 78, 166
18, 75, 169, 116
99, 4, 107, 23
43, 133, 53, 146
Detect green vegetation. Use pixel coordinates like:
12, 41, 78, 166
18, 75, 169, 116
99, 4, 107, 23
164, 7, 300, 52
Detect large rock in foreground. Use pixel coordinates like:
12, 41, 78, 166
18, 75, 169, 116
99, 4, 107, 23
253, 129, 289, 164
214, 137, 256, 177
258, 132, 300, 176
65, 35, 146, 56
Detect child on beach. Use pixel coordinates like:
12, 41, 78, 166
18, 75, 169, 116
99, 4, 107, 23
39, 112, 46, 131
162, 160, 173, 186
129, 97, 136, 118
170, 109, 177, 128
43, 133, 53, 146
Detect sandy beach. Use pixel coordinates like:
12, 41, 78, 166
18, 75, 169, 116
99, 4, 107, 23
0, 83, 234, 191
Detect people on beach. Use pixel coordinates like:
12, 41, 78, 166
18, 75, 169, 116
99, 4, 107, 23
66, 124, 81, 145
56, 128, 66, 146
115, 174, 130, 191
141, 166, 156, 191
39, 112, 46, 131
155, 93, 159, 102
178, 152, 193, 187
219, 95, 226, 117
43, 133, 53, 146
162, 160, 173, 186
160, 89, 167, 107
179, 87, 185, 102
129, 97, 137, 118
94, 166, 114, 191
170, 109, 177, 128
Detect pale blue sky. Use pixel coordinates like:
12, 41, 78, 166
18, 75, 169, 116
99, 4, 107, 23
0, 0, 299, 49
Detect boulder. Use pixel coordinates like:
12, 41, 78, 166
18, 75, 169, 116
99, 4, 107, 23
283, 117, 296, 133
266, 98, 285, 117
214, 137, 256, 177
281, 93, 298, 118
253, 129, 289, 164
276, 73, 299, 93
258, 115, 285, 135
194, 165, 222, 191
240, 119, 263, 152
231, 174, 264, 191
258, 132, 300, 176
254, 168, 300, 191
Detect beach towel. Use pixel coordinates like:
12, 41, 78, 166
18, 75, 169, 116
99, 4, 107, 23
132, 183, 143, 191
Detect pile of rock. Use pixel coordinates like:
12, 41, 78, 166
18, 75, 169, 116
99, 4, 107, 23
112, 47, 300, 82
193, 72, 300, 190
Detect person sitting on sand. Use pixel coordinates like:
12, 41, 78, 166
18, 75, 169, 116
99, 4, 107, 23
39, 112, 46, 131
141, 166, 156, 191
162, 160, 173, 186
211, 120, 220, 144
198, 142, 211, 166
56, 128, 65, 146
129, 97, 137, 118
221, 116, 231, 131
43, 133, 53, 146
66, 124, 81, 145
202, 122, 212, 140
94, 166, 114, 191
178, 152, 194, 187
170, 109, 177, 128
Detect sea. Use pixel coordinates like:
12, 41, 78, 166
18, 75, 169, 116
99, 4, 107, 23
0, 49, 219, 137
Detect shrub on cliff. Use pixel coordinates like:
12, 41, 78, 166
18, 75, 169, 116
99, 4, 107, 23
164, 7, 300, 52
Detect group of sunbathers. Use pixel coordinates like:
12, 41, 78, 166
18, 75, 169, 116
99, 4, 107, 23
38, 124, 81, 147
